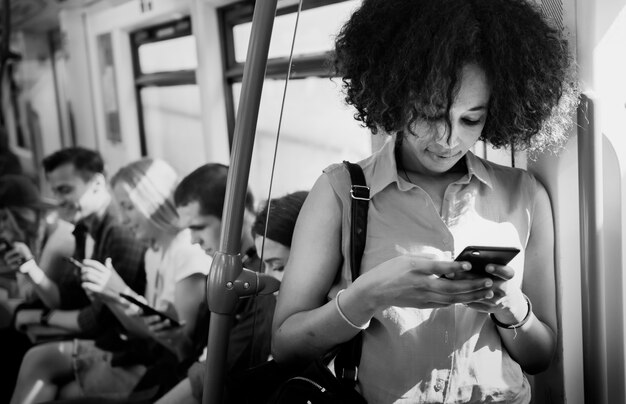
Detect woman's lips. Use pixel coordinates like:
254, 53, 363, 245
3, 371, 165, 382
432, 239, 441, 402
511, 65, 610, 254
428, 149, 461, 159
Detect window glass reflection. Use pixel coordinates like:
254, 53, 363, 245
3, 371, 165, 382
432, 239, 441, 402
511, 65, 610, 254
141, 85, 205, 177
233, 77, 372, 198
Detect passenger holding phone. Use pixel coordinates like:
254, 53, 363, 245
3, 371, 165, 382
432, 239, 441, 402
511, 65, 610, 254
11, 158, 210, 403
91, 158, 211, 356
0, 175, 74, 311
9, 148, 147, 404
272, 1, 578, 403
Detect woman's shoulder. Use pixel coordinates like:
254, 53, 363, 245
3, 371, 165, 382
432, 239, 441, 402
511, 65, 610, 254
322, 147, 383, 190
472, 154, 537, 188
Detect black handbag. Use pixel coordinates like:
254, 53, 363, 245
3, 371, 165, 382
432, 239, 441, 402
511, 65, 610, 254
264, 160, 370, 404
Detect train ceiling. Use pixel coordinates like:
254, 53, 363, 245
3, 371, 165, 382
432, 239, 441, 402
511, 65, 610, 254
0, 0, 131, 32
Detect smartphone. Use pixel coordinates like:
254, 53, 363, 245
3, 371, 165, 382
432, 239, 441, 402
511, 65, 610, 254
454, 246, 520, 275
64, 256, 85, 277
0, 239, 29, 272
0, 238, 18, 273
0, 238, 12, 256
119, 293, 181, 328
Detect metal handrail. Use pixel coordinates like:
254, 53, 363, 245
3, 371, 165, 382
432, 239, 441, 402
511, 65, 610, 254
202, 1, 279, 403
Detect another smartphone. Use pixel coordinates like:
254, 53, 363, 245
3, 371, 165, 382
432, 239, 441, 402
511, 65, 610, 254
64, 256, 85, 277
119, 293, 181, 327
454, 246, 520, 275
0, 238, 12, 256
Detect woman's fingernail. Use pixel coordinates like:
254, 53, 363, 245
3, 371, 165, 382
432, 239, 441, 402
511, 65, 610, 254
485, 265, 494, 272
485, 280, 493, 287
462, 262, 471, 270
485, 291, 494, 299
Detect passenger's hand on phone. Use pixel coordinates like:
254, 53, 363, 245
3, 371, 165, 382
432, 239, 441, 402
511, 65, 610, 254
81, 257, 128, 298
121, 294, 146, 318
3, 242, 33, 272
361, 253, 493, 310
463, 264, 527, 322
143, 301, 186, 349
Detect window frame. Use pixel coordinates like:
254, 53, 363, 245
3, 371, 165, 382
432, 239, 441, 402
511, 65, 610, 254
218, 0, 349, 145
129, 16, 196, 156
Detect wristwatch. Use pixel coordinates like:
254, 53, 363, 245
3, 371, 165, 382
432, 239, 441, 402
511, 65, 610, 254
40, 309, 52, 326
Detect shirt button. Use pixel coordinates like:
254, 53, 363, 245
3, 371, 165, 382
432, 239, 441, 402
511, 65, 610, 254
434, 380, 443, 392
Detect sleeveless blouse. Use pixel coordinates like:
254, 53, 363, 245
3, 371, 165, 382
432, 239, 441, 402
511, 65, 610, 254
324, 139, 538, 404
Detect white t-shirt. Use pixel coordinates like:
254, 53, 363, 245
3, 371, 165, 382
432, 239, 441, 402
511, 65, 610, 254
144, 229, 211, 308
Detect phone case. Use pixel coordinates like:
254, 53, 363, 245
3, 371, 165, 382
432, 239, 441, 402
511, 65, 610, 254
454, 246, 520, 274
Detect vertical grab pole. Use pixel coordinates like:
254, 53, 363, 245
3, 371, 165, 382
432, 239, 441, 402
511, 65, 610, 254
578, 94, 608, 404
202, 1, 278, 403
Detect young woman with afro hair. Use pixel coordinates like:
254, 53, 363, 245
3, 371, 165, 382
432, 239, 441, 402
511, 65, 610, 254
272, 0, 578, 403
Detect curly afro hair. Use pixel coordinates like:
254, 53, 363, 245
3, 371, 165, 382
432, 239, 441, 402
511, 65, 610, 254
334, 0, 578, 151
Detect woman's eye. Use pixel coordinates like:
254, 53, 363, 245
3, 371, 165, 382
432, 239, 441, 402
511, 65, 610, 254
462, 117, 482, 126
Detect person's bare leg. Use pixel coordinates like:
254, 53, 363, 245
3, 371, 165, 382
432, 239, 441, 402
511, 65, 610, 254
10, 341, 75, 404
155, 378, 198, 404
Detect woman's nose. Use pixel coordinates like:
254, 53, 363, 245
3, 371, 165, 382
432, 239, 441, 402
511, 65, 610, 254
434, 122, 459, 148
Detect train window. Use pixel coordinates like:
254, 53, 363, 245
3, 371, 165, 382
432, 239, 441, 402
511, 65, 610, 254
231, 0, 360, 62
221, 0, 371, 198
140, 85, 205, 176
138, 35, 198, 75
130, 17, 205, 177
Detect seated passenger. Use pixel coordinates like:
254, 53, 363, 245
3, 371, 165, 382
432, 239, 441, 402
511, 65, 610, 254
34, 164, 269, 404
10, 158, 211, 403
0, 175, 74, 404
103, 158, 211, 363
157, 190, 309, 404
9, 148, 146, 404
0, 175, 75, 319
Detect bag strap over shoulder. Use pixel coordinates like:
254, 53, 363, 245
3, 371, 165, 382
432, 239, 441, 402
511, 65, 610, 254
334, 161, 370, 389
343, 160, 370, 282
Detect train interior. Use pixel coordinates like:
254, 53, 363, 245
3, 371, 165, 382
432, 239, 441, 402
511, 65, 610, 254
1, 0, 625, 402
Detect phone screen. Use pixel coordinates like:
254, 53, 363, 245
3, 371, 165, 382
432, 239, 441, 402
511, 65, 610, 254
454, 246, 520, 275
119, 293, 181, 327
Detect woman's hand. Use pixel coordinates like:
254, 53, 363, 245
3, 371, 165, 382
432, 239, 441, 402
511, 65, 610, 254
81, 257, 129, 299
360, 254, 495, 311
3, 242, 33, 272
460, 263, 528, 324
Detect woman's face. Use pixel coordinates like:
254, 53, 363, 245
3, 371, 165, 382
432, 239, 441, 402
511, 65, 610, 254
254, 235, 290, 283
403, 64, 491, 176
0, 207, 38, 245
112, 183, 158, 244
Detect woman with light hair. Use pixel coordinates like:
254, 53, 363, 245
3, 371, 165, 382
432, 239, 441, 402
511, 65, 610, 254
10, 158, 212, 403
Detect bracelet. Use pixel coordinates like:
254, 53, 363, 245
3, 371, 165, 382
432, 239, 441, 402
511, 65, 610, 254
40, 309, 52, 326
490, 294, 532, 329
335, 289, 371, 330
